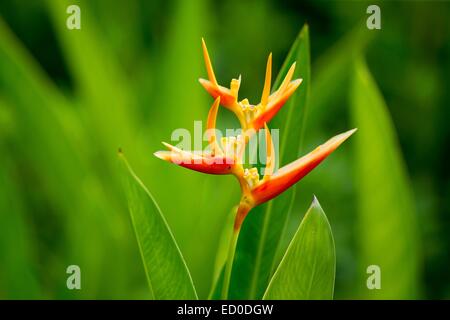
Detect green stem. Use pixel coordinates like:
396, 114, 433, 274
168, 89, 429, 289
221, 228, 240, 300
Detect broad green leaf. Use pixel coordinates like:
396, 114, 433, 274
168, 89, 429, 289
263, 197, 335, 300
350, 58, 419, 299
230, 25, 311, 299
119, 153, 198, 299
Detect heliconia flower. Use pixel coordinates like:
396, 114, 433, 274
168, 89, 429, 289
233, 128, 357, 230
154, 97, 245, 175
155, 40, 356, 233
199, 38, 302, 131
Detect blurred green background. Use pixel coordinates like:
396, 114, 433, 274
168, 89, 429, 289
0, 0, 449, 299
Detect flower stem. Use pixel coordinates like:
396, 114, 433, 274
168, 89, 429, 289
221, 228, 240, 300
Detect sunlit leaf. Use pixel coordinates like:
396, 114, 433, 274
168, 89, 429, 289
263, 197, 335, 300
119, 152, 198, 299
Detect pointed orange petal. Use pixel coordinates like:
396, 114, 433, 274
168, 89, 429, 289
262, 123, 275, 181
198, 78, 236, 108
274, 62, 296, 98
252, 79, 302, 129
202, 38, 218, 86
156, 142, 201, 163
154, 146, 235, 175
260, 53, 272, 106
206, 97, 223, 156
251, 129, 357, 205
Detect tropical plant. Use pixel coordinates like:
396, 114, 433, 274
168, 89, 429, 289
121, 25, 355, 300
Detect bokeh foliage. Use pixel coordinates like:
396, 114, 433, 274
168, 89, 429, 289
0, 0, 449, 299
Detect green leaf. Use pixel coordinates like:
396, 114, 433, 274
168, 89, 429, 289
263, 197, 335, 300
0, 155, 40, 299
350, 58, 419, 299
208, 206, 237, 299
119, 152, 198, 299
231, 24, 311, 299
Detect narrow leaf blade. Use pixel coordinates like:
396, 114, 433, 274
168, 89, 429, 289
263, 197, 335, 300
119, 153, 198, 300
350, 59, 419, 299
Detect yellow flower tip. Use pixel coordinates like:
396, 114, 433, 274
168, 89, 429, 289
345, 127, 358, 137
286, 62, 297, 79
280, 78, 303, 99
201, 38, 218, 86
262, 123, 275, 181
251, 77, 303, 130
154, 150, 170, 161
282, 62, 296, 86
286, 61, 296, 75
230, 78, 241, 98
272, 62, 297, 101
290, 78, 303, 88
261, 53, 272, 106
161, 141, 177, 151
241, 98, 249, 105
326, 128, 357, 148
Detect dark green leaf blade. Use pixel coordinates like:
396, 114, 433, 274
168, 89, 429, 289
231, 24, 310, 299
119, 153, 198, 300
263, 197, 335, 300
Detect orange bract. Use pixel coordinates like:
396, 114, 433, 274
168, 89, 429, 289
199, 39, 303, 131
155, 39, 357, 231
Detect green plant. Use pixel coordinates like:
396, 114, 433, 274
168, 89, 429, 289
121, 25, 355, 300
0, 1, 425, 299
